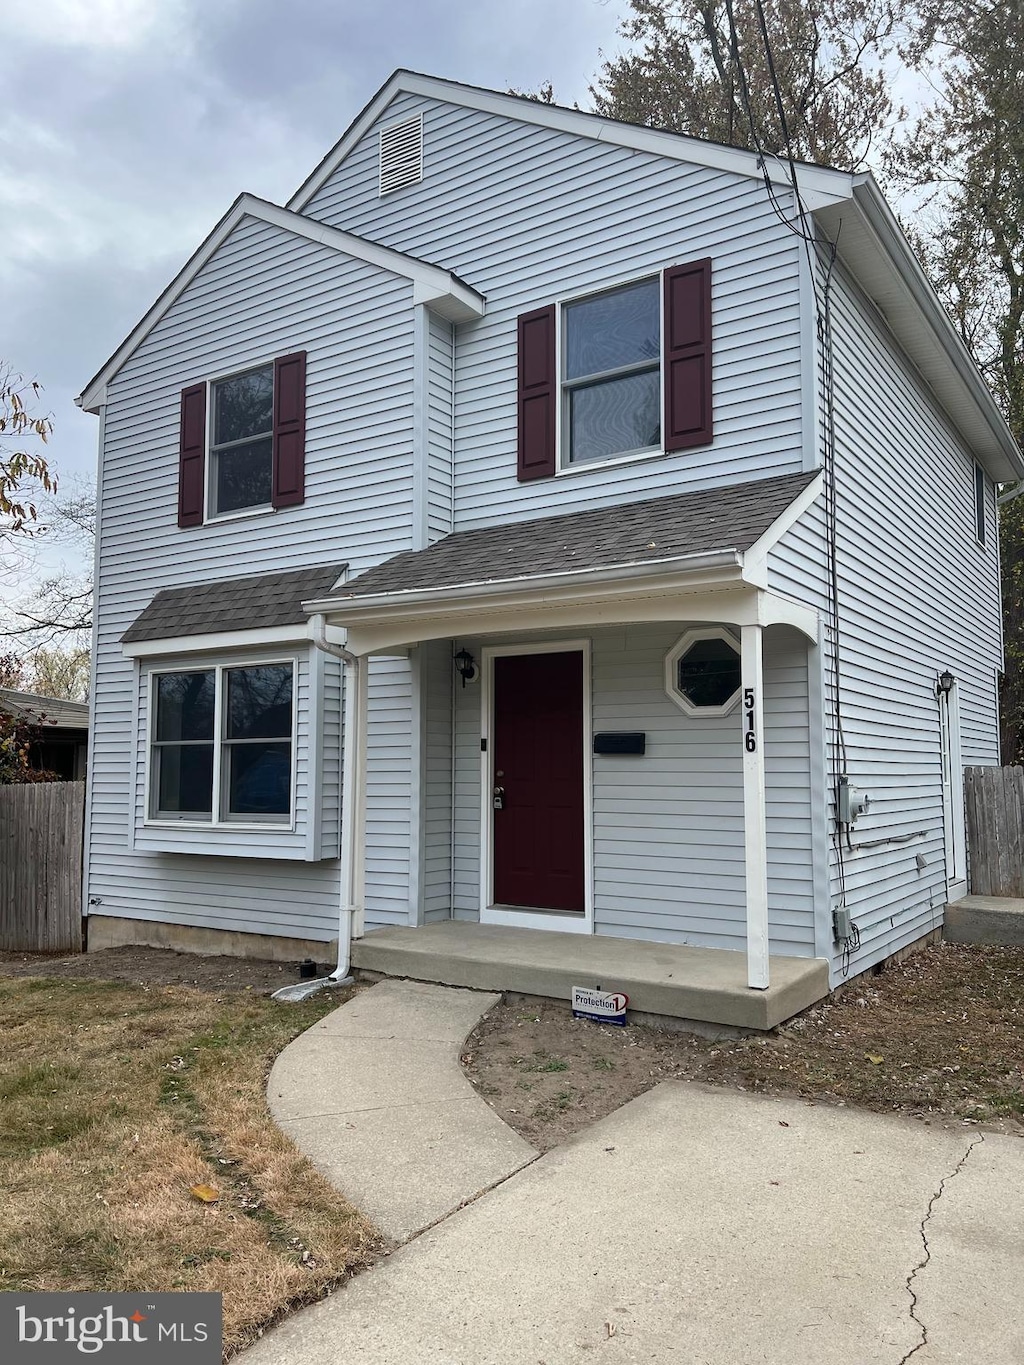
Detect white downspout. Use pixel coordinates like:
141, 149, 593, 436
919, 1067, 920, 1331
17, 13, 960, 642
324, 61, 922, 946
273, 611, 363, 1000
310, 612, 364, 982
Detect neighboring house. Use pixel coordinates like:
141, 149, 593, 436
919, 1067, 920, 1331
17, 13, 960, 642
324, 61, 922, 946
75, 72, 1023, 1024
0, 688, 89, 780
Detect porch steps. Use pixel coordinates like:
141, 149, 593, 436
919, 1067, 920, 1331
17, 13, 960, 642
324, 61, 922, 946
944, 895, 1024, 946
351, 922, 829, 1031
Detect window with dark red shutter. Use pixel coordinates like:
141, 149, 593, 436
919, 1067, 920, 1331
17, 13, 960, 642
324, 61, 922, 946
178, 384, 207, 527
273, 351, 306, 508
663, 259, 712, 451
517, 306, 556, 481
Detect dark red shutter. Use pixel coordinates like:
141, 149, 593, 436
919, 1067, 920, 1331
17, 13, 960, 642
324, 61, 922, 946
273, 351, 307, 508
663, 259, 713, 451
517, 305, 556, 481
177, 383, 206, 528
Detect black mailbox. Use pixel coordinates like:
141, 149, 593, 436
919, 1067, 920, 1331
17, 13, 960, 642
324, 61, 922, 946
593, 732, 646, 756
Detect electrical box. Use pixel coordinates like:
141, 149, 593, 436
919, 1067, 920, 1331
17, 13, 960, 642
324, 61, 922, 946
832, 904, 852, 941
838, 776, 869, 824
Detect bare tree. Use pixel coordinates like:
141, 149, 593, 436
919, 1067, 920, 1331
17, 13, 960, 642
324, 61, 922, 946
590, 0, 914, 171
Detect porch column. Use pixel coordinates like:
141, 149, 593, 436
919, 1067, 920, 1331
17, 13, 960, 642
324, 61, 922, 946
741, 623, 770, 990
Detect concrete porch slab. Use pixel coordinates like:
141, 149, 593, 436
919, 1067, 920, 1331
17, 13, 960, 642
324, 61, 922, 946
945, 895, 1024, 945
351, 922, 828, 1030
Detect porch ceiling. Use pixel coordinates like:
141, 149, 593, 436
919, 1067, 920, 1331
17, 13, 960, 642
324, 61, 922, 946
351, 922, 830, 1031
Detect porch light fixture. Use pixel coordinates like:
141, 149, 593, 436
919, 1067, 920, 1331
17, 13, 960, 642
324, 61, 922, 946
936, 669, 955, 698
454, 647, 478, 688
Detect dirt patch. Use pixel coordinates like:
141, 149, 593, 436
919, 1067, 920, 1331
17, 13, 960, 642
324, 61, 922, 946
463, 941, 1024, 1152
0, 946, 333, 994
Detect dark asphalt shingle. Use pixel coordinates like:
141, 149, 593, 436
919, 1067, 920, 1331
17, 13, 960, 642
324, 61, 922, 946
337, 471, 818, 599
121, 564, 347, 643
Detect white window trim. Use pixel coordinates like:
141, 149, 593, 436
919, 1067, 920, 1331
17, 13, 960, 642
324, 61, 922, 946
478, 639, 594, 934
144, 655, 299, 833
555, 272, 664, 474
202, 356, 279, 524
665, 626, 743, 717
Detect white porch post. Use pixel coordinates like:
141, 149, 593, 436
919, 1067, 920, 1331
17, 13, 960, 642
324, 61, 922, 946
741, 623, 770, 990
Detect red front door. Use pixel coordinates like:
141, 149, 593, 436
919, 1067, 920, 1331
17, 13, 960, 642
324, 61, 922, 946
492, 651, 585, 913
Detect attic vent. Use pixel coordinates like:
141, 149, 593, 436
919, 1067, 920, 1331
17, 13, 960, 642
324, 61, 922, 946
379, 115, 423, 196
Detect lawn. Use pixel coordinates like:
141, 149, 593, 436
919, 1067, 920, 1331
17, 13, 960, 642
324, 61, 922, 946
0, 970, 381, 1357
463, 941, 1024, 1151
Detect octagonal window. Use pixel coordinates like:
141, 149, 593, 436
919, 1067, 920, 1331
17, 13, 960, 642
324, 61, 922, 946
665, 628, 742, 716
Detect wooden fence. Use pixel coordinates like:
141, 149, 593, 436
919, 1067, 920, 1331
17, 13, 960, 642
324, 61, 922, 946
0, 781, 85, 952
964, 765, 1024, 898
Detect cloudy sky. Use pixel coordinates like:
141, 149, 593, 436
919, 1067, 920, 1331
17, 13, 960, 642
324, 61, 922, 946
1, 0, 624, 587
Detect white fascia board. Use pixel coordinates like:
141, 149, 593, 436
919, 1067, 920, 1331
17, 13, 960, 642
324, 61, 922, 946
742, 471, 824, 586
77, 193, 484, 414
816, 177, 1023, 482
122, 623, 311, 660
287, 69, 854, 214
302, 548, 744, 622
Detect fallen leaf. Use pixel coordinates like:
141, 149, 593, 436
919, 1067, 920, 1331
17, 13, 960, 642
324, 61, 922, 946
189, 1184, 220, 1204
865, 1054, 885, 1065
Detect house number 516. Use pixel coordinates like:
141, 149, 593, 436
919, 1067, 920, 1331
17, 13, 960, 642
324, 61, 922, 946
743, 688, 757, 752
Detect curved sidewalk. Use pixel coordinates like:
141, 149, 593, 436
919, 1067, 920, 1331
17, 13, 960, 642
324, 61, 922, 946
267, 977, 538, 1242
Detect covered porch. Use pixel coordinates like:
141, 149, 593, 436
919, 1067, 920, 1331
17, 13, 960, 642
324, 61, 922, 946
304, 471, 831, 1016
352, 920, 829, 1031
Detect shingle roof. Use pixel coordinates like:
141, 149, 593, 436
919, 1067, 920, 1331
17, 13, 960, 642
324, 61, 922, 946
121, 564, 347, 643
336, 471, 818, 599
0, 688, 90, 729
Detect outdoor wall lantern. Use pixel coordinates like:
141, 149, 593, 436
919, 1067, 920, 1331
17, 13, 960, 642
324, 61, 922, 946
936, 669, 955, 698
454, 647, 479, 687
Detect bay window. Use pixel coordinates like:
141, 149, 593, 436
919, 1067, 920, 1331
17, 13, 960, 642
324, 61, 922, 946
150, 661, 294, 824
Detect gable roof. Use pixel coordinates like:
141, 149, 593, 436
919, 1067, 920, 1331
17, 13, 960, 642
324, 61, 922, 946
326, 471, 818, 601
287, 70, 1023, 483
121, 564, 347, 644
75, 195, 485, 414
287, 70, 854, 215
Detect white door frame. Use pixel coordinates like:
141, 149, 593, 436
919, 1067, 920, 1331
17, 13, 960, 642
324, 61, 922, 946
939, 678, 967, 902
479, 639, 594, 934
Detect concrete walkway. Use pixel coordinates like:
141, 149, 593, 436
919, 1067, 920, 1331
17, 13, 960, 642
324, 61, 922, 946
267, 978, 536, 1241
250, 987, 1024, 1364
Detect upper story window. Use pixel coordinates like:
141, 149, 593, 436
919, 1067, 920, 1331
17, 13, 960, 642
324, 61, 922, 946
974, 461, 987, 547
516, 260, 712, 483
563, 279, 661, 465
177, 352, 307, 528
151, 661, 294, 825
211, 365, 274, 515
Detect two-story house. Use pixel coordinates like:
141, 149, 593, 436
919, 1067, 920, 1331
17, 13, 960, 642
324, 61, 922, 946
76, 72, 1024, 1029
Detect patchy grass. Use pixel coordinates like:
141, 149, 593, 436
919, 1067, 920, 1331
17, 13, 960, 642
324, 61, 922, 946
463, 942, 1024, 1151
0, 975, 382, 1357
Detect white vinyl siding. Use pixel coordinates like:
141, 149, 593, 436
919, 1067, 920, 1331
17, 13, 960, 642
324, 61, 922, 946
444, 624, 815, 955
427, 312, 455, 540
769, 258, 1003, 980
302, 93, 807, 528
87, 212, 418, 942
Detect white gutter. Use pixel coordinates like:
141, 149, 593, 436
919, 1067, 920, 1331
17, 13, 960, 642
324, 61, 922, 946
303, 548, 744, 620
